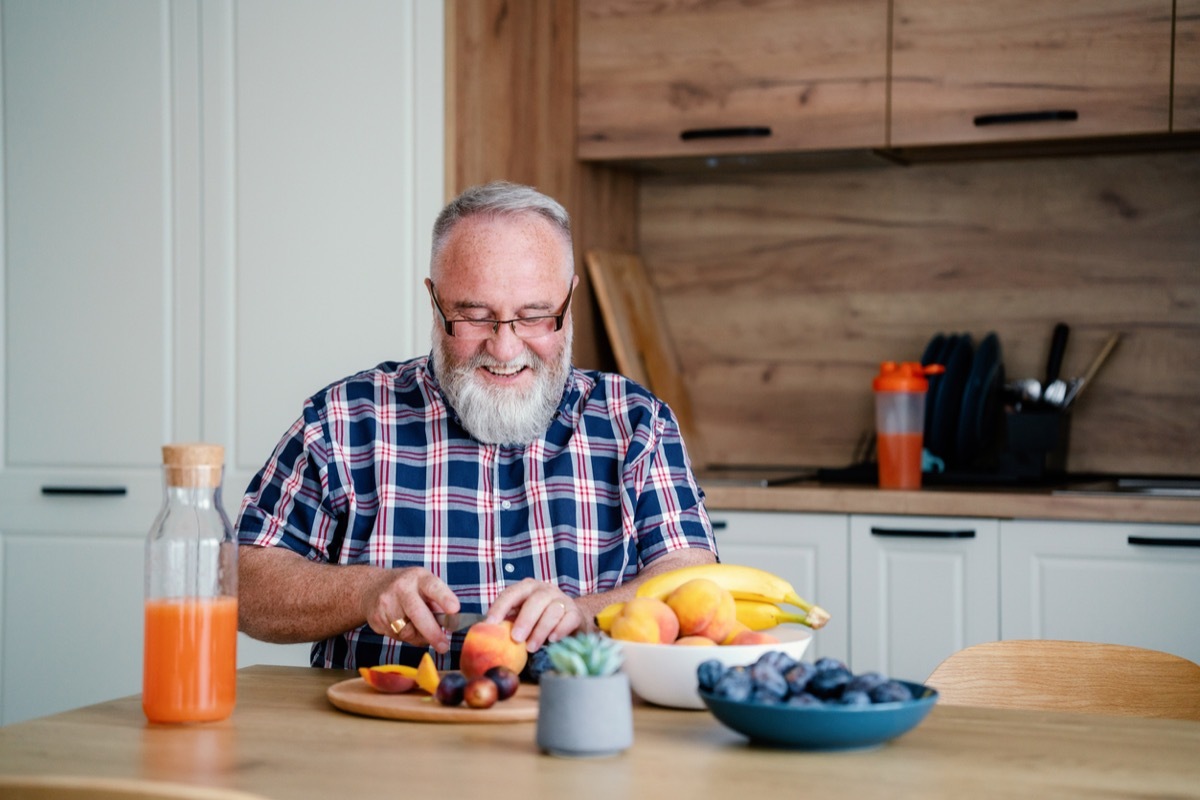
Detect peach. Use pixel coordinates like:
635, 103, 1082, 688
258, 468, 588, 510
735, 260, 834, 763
726, 629, 781, 646
359, 664, 418, 693
460, 620, 529, 680
608, 597, 680, 644
674, 635, 718, 646
416, 651, 440, 694
665, 578, 737, 644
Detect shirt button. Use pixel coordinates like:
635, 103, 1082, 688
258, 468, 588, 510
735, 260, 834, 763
501, 500, 511, 510
504, 563, 515, 574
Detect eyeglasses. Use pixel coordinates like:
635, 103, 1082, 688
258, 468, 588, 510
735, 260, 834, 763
428, 282, 574, 340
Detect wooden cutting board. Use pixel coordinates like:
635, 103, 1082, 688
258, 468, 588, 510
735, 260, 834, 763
584, 249, 706, 466
326, 677, 539, 723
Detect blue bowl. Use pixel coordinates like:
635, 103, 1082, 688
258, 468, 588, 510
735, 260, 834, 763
699, 680, 938, 751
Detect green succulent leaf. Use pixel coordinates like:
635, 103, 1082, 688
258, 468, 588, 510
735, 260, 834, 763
544, 632, 624, 677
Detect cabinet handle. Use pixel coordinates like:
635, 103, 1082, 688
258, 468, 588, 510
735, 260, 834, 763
41, 485, 128, 497
711, 520, 729, 530
973, 110, 1078, 127
1127, 536, 1200, 548
870, 526, 975, 539
680, 126, 772, 141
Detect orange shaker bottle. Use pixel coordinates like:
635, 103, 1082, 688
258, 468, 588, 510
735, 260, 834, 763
872, 362, 932, 490
143, 443, 238, 723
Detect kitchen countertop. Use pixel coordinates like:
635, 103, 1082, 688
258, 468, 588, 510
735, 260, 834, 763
0, 665, 1197, 799
701, 481, 1200, 524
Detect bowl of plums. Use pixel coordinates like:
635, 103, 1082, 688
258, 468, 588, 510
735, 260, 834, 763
697, 653, 938, 750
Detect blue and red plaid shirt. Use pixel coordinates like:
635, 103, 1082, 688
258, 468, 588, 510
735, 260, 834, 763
236, 356, 715, 670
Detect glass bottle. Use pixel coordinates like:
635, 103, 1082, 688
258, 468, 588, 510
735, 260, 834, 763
143, 443, 238, 723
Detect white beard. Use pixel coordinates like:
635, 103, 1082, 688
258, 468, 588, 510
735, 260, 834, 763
433, 331, 573, 446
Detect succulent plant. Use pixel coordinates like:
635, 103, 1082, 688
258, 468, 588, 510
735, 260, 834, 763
544, 632, 624, 677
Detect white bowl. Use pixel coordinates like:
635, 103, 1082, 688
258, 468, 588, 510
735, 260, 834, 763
615, 627, 813, 710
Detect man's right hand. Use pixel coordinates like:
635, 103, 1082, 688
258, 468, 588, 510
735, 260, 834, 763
361, 567, 462, 655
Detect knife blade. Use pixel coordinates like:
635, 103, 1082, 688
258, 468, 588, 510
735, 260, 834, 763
433, 612, 489, 632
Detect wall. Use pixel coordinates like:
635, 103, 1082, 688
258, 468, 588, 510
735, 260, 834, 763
639, 150, 1200, 476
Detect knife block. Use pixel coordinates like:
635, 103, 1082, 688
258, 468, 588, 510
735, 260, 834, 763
998, 410, 1070, 479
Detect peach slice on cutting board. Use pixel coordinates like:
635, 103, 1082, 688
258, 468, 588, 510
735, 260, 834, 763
359, 664, 418, 693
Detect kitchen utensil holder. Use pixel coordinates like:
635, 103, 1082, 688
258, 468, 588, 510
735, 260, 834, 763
998, 410, 1070, 479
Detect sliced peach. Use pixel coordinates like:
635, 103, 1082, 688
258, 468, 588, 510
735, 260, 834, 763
416, 652, 440, 695
359, 664, 419, 693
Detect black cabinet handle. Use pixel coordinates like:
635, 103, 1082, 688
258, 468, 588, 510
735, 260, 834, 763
974, 110, 1078, 127
711, 520, 729, 531
41, 485, 128, 496
680, 126, 772, 141
870, 526, 976, 539
1127, 536, 1200, 548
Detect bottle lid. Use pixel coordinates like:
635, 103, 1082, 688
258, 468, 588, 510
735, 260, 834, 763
162, 443, 224, 488
873, 361, 936, 392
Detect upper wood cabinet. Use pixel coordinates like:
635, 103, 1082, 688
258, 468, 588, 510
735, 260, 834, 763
1178, 0, 1200, 130
891, 0, 1174, 147
576, 0, 889, 160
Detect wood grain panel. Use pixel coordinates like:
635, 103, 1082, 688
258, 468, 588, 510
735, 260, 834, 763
639, 152, 1200, 475
578, 0, 888, 159
892, 0, 1174, 146
446, 0, 637, 371
1178, 0, 1200, 131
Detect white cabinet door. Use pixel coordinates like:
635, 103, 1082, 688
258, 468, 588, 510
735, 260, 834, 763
0, 0, 444, 723
708, 511, 850, 663
850, 515, 999, 681
222, 0, 441, 484
2, 0, 183, 470
1, 534, 144, 725
1000, 520, 1200, 663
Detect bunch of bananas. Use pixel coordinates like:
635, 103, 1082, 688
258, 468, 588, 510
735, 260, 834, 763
594, 563, 830, 633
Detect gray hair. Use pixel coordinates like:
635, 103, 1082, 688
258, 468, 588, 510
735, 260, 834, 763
430, 181, 573, 276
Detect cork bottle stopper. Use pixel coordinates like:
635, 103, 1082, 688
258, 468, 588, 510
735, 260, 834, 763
162, 443, 225, 488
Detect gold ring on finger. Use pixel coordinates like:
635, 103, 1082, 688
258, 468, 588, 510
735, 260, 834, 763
389, 617, 407, 635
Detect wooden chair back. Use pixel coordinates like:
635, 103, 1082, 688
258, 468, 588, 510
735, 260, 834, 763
584, 250, 706, 466
926, 639, 1200, 720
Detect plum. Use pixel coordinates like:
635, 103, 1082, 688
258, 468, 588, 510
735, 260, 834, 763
484, 666, 520, 701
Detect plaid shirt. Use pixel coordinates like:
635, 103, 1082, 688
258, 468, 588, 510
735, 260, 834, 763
236, 356, 715, 670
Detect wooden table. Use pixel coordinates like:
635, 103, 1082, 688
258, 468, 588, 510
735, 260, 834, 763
1, 666, 1198, 799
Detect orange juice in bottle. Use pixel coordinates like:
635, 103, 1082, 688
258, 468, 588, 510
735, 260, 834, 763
143, 443, 238, 723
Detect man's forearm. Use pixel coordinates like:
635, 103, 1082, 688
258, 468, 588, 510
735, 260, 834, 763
238, 545, 385, 643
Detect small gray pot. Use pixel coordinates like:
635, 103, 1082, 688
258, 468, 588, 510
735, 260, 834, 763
535, 671, 634, 758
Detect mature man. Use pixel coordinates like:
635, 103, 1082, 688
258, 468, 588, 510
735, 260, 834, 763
236, 181, 716, 670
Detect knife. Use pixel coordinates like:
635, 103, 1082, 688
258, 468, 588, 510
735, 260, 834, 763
433, 612, 489, 632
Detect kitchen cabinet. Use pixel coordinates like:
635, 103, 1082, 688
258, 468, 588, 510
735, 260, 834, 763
0, 0, 441, 724
708, 511, 849, 663
1178, 0, 1200, 130
849, 515, 1000, 681
891, 0, 1174, 146
576, 0, 888, 160
1000, 520, 1200, 664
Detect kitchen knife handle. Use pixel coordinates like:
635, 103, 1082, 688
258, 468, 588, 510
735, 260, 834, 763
974, 110, 1078, 126
41, 485, 128, 496
1127, 536, 1200, 548
1045, 322, 1070, 384
870, 527, 976, 539
680, 126, 772, 141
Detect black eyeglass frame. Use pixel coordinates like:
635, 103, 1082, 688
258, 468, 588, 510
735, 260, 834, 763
427, 281, 575, 338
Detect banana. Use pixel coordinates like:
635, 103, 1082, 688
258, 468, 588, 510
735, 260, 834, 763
635, 563, 831, 629
734, 598, 813, 630
594, 601, 626, 633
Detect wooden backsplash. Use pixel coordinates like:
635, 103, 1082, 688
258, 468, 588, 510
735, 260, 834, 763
637, 150, 1200, 476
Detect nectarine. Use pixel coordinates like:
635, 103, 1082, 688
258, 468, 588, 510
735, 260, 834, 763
460, 620, 528, 680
